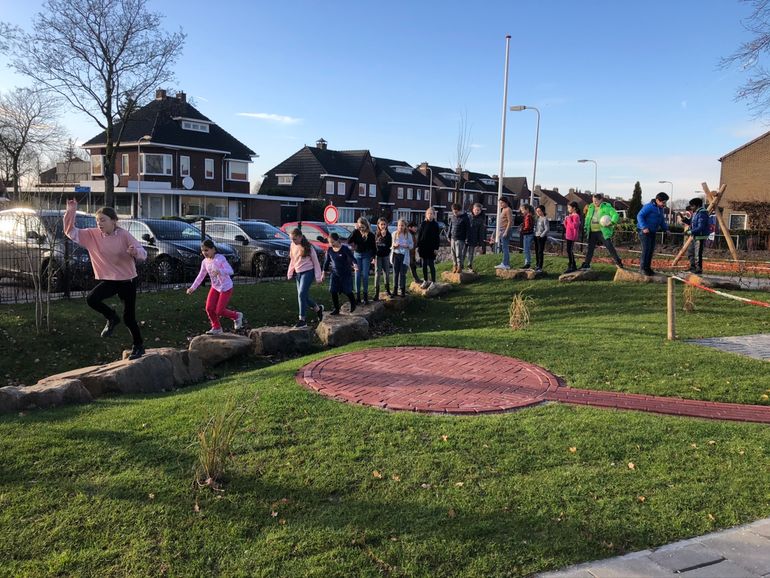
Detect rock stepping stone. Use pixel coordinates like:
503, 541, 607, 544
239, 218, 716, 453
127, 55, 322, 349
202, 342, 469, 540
249, 326, 312, 356
496, 268, 545, 280
316, 315, 369, 347
613, 268, 667, 284
409, 281, 452, 297
685, 273, 743, 291
441, 270, 480, 284
379, 292, 412, 312
348, 300, 386, 324
558, 269, 600, 282
189, 333, 253, 367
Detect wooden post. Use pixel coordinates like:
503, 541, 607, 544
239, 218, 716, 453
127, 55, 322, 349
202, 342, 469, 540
703, 182, 739, 262
667, 276, 676, 340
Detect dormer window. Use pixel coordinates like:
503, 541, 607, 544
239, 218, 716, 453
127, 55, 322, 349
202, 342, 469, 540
391, 165, 413, 175
439, 172, 459, 181
181, 120, 210, 133
277, 174, 295, 186
480, 178, 497, 186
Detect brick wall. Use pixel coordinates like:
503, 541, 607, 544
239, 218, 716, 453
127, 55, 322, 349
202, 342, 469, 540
720, 133, 770, 229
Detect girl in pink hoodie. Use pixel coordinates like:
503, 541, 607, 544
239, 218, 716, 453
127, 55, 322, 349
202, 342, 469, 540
563, 201, 581, 273
187, 239, 244, 334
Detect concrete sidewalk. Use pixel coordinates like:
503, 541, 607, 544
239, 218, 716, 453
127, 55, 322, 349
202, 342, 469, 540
536, 518, 770, 577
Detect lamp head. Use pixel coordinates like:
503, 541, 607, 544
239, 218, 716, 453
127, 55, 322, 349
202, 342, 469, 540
509, 105, 527, 111
577, 159, 590, 163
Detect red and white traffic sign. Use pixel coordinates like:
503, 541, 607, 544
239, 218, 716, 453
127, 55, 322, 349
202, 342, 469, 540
323, 204, 339, 225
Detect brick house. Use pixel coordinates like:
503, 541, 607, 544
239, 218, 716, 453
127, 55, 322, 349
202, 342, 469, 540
258, 139, 378, 225
374, 158, 432, 224
719, 130, 770, 230
534, 186, 567, 220
81, 89, 257, 219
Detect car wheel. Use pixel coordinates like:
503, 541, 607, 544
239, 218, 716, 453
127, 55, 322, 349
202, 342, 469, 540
155, 257, 179, 284
252, 253, 270, 279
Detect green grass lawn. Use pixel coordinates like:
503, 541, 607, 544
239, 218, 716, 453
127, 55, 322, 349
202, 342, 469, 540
1, 254, 769, 577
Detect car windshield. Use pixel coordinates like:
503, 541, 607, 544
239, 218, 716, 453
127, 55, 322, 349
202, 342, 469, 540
325, 224, 353, 238
149, 220, 203, 241
41, 214, 96, 238
239, 222, 286, 240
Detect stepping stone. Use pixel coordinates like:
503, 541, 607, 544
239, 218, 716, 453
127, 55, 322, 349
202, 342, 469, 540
685, 273, 742, 290
379, 293, 412, 312
189, 333, 253, 367
0, 378, 92, 414
349, 300, 387, 323
495, 268, 545, 280
316, 316, 369, 347
613, 268, 667, 284
440, 270, 480, 284
249, 326, 312, 356
409, 281, 451, 297
559, 269, 600, 282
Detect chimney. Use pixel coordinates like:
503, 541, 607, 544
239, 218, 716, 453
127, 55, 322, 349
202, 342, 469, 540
417, 162, 429, 174
316, 138, 327, 150
176, 91, 186, 103
155, 89, 167, 100
553, 186, 558, 193
535, 185, 542, 192
461, 170, 470, 181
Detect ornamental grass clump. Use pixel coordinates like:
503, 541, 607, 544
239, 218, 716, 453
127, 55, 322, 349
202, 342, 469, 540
683, 283, 696, 312
194, 398, 246, 490
509, 290, 534, 330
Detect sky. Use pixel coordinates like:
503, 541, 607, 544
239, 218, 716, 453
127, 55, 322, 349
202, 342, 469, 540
1, 0, 768, 204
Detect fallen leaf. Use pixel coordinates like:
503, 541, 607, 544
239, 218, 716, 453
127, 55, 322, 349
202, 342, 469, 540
708, 440, 716, 445
193, 502, 200, 513
454, 482, 464, 487
279, 518, 286, 525
739, 450, 745, 455
447, 508, 456, 518
270, 510, 278, 517
441, 435, 448, 442
569, 447, 577, 453
690, 443, 698, 448
708, 513, 715, 521
148, 493, 155, 500
372, 470, 383, 479
391, 474, 401, 481
421, 483, 432, 489
761, 394, 769, 401
628, 462, 636, 470
637, 495, 646, 502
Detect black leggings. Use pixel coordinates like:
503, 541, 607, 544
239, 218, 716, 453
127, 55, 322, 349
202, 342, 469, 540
422, 257, 436, 282
331, 292, 355, 311
86, 279, 143, 346
566, 240, 576, 268
535, 236, 546, 269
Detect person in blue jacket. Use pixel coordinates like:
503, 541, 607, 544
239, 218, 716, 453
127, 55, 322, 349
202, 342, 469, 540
686, 197, 709, 274
636, 192, 669, 276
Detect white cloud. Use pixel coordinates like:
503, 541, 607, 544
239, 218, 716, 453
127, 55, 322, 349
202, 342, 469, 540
237, 112, 302, 125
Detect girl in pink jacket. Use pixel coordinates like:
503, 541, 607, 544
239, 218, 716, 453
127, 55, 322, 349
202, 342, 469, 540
563, 201, 581, 273
187, 239, 244, 334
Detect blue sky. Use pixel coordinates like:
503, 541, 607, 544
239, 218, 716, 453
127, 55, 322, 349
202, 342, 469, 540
1, 0, 767, 203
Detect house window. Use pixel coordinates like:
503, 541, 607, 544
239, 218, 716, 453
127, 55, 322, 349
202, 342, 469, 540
141, 153, 173, 176
326, 181, 335, 195
416, 189, 422, 201
337, 182, 346, 196
205, 158, 214, 180
180, 156, 190, 177
277, 174, 294, 185
227, 160, 248, 181
121, 154, 129, 175
425, 189, 430, 202
407, 188, 413, 200
359, 183, 366, 197
397, 187, 404, 200
181, 120, 209, 133
448, 191, 454, 203
368, 184, 376, 197
487, 195, 495, 205
90, 155, 103, 176
729, 213, 747, 230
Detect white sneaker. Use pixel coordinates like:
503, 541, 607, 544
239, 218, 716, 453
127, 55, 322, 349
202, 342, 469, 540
494, 263, 505, 269
206, 328, 223, 335
234, 312, 244, 330
420, 280, 430, 289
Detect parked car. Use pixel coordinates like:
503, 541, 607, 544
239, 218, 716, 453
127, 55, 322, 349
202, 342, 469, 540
121, 218, 240, 283
204, 219, 295, 278
0, 208, 96, 291
280, 221, 354, 251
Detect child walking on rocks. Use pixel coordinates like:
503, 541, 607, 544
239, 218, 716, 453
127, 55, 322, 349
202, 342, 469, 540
391, 219, 413, 297
322, 232, 357, 315
288, 228, 324, 328
534, 205, 549, 273
187, 239, 243, 335
563, 201, 581, 273
373, 217, 392, 300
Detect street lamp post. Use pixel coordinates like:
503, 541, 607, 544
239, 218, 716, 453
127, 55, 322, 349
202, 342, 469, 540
510, 105, 540, 207
658, 180, 674, 199
137, 135, 152, 218
577, 159, 598, 196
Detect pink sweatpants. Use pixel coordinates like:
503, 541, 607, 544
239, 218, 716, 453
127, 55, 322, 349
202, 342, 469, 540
205, 287, 237, 329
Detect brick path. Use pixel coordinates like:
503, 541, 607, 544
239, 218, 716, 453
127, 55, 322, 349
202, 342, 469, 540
297, 347, 770, 423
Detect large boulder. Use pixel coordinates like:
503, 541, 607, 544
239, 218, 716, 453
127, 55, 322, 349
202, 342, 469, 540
249, 326, 312, 356
316, 316, 369, 347
496, 268, 545, 280
559, 269, 600, 282
349, 300, 387, 324
441, 271, 480, 284
189, 333, 253, 367
125, 347, 204, 386
21, 378, 93, 409
381, 293, 412, 312
613, 268, 667, 284
41, 355, 174, 396
0, 386, 24, 414
409, 281, 452, 298
686, 273, 742, 291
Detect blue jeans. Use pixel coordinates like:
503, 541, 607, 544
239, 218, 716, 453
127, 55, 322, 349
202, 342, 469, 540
639, 231, 657, 272
522, 233, 534, 266
295, 269, 317, 319
499, 229, 512, 266
374, 255, 391, 294
353, 251, 372, 297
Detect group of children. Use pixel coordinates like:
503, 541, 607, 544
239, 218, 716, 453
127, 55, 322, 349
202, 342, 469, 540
495, 200, 557, 273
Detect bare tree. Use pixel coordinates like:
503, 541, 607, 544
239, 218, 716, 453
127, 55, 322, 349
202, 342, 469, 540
451, 113, 473, 210
3, 0, 185, 206
0, 87, 64, 194
721, 0, 770, 116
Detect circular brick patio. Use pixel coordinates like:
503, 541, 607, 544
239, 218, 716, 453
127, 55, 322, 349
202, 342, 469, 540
297, 346, 564, 414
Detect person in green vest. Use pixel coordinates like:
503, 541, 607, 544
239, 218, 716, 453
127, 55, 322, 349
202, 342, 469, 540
579, 193, 624, 270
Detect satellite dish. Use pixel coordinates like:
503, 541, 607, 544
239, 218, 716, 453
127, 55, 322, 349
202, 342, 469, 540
113, 173, 120, 187
182, 176, 194, 190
